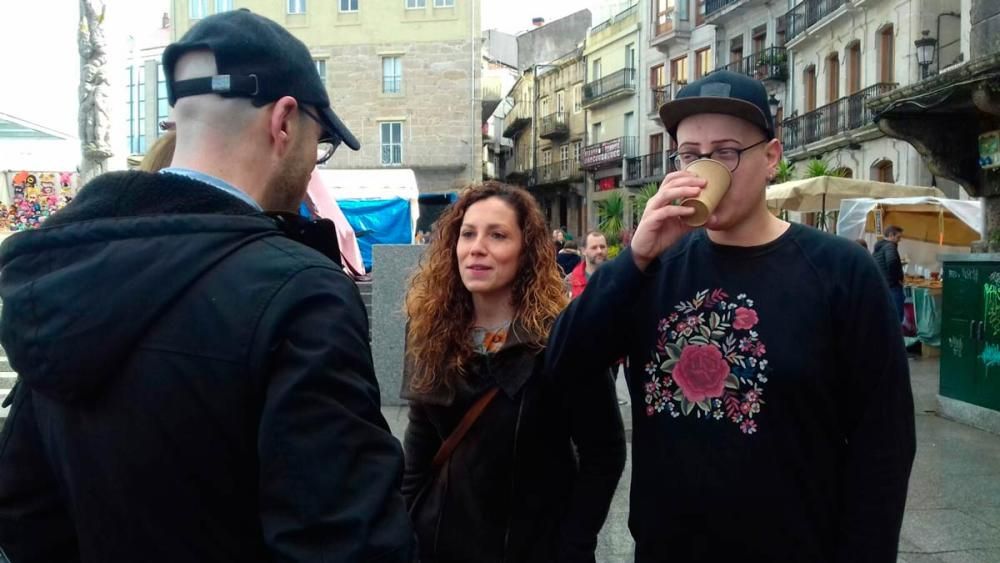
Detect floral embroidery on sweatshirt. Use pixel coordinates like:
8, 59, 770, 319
643, 289, 770, 435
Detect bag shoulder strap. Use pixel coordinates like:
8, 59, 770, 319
431, 387, 500, 469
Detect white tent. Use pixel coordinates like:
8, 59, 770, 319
314, 169, 420, 237
837, 196, 983, 274
766, 176, 944, 214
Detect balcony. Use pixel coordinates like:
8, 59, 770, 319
650, 85, 671, 115
716, 47, 788, 82
505, 164, 532, 184
781, 83, 897, 153
782, 0, 848, 44
704, 0, 746, 18
650, 9, 691, 50
502, 102, 532, 138
580, 136, 638, 170
582, 68, 637, 108
535, 160, 584, 186
538, 112, 570, 140
624, 152, 677, 186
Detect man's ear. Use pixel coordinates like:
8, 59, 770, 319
268, 96, 299, 157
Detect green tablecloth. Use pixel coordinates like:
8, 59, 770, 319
905, 286, 941, 347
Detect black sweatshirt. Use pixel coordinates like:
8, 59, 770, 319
547, 223, 916, 563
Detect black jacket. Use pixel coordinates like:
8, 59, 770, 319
401, 326, 626, 563
0, 171, 414, 563
873, 239, 903, 287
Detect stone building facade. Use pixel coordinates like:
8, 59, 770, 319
171, 0, 482, 194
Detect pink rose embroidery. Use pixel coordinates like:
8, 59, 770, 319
672, 345, 730, 403
733, 307, 759, 330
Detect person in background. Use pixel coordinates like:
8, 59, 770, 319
567, 230, 609, 299
552, 228, 565, 253
547, 70, 915, 562
873, 225, 906, 321
856, 238, 869, 251
556, 239, 581, 277
401, 181, 626, 563
0, 10, 414, 562
139, 125, 176, 172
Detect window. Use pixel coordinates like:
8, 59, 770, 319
650, 64, 665, 88
592, 58, 602, 81
540, 97, 549, 118
125, 65, 146, 154
804, 65, 817, 111
671, 55, 688, 84
215, 0, 233, 12
729, 35, 744, 65
573, 140, 582, 162
591, 122, 602, 143
339, 0, 357, 12
156, 64, 169, 132
654, 0, 674, 36
826, 52, 840, 102
288, 0, 307, 14
872, 160, 894, 183
380, 122, 403, 165
649, 133, 663, 156
406, 0, 425, 7
878, 24, 894, 83
561, 145, 569, 168
434, 0, 454, 6
314, 59, 327, 88
543, 149, 551, 166
752, 25, 767, 53
625, 43, 636, 70
846, 41, 862, 93
695, 47, 712, 78
556, 90, 565, 114
382, 56, 402, 93
695, 0, 705, 26
189, 0, 208, 19
573, 83, 582, 113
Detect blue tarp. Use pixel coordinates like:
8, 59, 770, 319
337, 197, 412, 269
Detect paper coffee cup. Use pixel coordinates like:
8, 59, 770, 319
681, 159, 733, 227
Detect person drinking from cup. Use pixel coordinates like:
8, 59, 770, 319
546, 71, 916, 562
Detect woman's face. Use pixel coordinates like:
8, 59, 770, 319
456, 196, 523, 302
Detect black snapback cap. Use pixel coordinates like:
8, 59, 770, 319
659, 70, 775, 140
162, 9, 360, 150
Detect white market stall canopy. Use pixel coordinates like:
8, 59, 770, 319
314, 168, 420, 232
766, 176, 944, 213
836, 196, 983, 247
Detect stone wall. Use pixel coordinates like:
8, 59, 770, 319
371, 244, 424, 406
319, 39, 481, 194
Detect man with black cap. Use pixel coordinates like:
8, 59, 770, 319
548, 71, 915, 562
0, 10, 414, 562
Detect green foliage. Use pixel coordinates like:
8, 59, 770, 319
774, 159, 795, 184
803, 158, 849, 179
635, 183, 660, 217
597, 192, 626, 244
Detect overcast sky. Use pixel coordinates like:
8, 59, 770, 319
1, 0, 618, 133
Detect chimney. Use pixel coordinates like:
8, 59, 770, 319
532, 17, 545, 27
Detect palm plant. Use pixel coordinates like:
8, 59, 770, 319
635, 182, 660, 216
773, 159, 795, 184
597, 193, 627, 243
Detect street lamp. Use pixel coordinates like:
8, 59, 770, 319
915, 30, 938, 79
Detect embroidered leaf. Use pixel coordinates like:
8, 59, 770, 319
681, 397, 695, 416
689, 335, 710, 346
725, 373, 740, 390
699, 325, 712, 339
666, 343, 682, 359
660, 359, 678, 373
724, 393, 742, 419
710, 312, 721, 330
696, 399, 712, 413
711, 330, 726, 339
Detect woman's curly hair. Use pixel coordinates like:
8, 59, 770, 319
405, 181, 568, 394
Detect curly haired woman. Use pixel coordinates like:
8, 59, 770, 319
401, 181, 626, 563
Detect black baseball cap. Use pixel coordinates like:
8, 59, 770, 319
659, 70, 775, 141
162, 9, 360, 151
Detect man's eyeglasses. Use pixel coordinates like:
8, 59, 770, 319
670, 138, 770, 172
299, 105, 342, 165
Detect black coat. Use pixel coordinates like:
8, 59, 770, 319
0, 171, 414, 563
401, 326, 626, 563
873, 239, 903, 287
